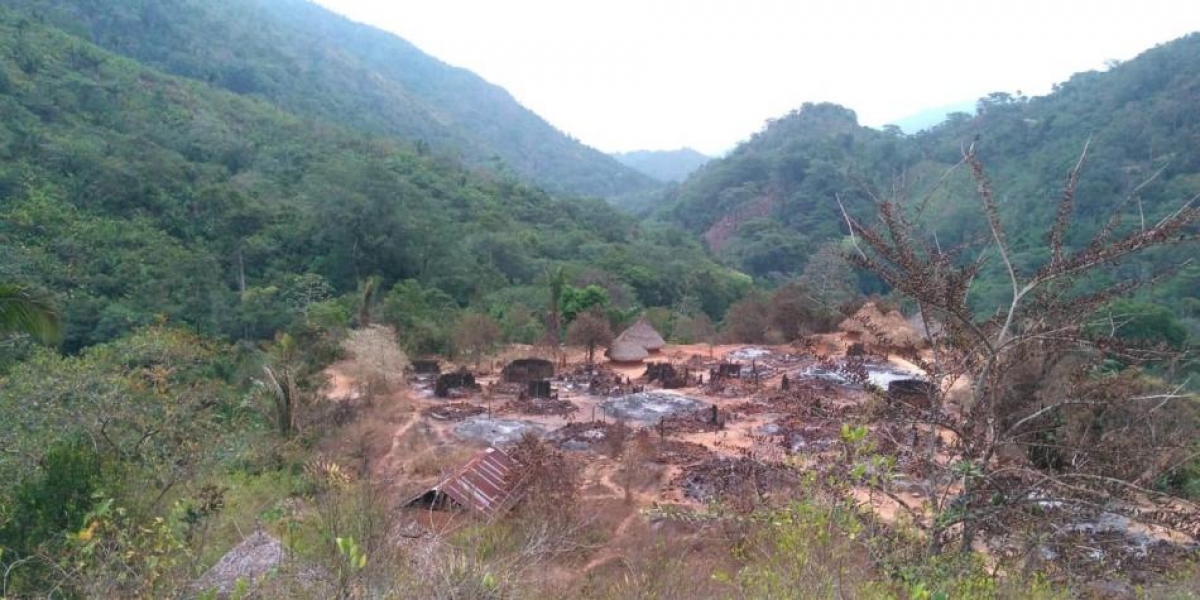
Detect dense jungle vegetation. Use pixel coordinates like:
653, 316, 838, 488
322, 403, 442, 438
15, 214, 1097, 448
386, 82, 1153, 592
653, 35, 1200, 348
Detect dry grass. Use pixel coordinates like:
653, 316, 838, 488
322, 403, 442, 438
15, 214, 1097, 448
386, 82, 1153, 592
341, 325, 410, 395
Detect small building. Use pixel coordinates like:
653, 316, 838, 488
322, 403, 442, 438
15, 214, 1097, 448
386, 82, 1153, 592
412, 359, 441, 375
527, 379, 553, 399
404, 447, 522, 520
192, 530, 286, 597
502, 358, 555, 383
435, 369, 479, 398
887, 379, 936, 410
605, 339, 650, 364
644, 362, 687, 388
615, 318, 666, 353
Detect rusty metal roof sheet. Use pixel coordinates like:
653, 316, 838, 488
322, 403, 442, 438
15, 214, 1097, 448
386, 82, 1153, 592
435, 446, 521, 519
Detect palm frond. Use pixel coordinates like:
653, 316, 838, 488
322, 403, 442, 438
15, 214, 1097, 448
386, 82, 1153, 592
0, 283, 61, 345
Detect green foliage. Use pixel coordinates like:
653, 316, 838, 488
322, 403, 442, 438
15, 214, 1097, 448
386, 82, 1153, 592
0, 10, 738, 351
0, 327, 234, 489
1, 0, 658, 199
336, 536, 367, 571
0, 439, 102, 591
381, 280, 459, 356
1102, 300, 1189, 349
654, 37, 1200, 349
559, 284, 610, 323
0, 282, 61, 345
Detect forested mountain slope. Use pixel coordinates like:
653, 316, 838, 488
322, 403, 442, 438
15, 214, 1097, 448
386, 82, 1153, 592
0, 8, 745, 351
1, 0, 657, 198
658, 33, 1200, 326
612, 148, 711, 183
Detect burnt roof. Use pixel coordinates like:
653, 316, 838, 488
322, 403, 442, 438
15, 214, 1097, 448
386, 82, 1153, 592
409, 446, 522, 519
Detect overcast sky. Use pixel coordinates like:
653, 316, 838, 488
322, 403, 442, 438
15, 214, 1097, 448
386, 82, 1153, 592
312, 1, 1199, 155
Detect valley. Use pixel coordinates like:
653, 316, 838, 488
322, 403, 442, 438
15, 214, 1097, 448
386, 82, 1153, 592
0, 0, 1197, 597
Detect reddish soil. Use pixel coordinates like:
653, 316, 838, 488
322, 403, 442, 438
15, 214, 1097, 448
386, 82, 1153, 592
648, 439, 714, 465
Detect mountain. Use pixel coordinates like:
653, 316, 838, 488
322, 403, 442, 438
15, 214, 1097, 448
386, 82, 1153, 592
612, 148, 711, 183
656, 33, 1200, 322
1, 0, 658, 198
0, 6, 746, 351
886, 99, 976, 133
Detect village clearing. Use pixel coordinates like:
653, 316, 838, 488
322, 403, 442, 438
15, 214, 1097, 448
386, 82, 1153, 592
293, 330, 1197, 595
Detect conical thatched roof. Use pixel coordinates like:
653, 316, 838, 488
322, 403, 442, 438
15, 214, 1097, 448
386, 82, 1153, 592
839, 303, 925, 348
616, 318, 666, 352
192, 530, 283, 597
606, 339, 650, 363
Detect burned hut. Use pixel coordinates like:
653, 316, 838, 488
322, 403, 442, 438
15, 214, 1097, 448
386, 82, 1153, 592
527, 380, 553, 399
412, 359, 441, 375
502, 358, 554, 384
887, 379, 936, 410
644, 362, 688, 389
712, 362, 742, 380
404, 446, 522, 519
435, 369, 480, 398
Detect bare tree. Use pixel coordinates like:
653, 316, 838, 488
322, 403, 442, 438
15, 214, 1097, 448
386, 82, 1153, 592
566, 306, 614, 363
840, 141, 1199, 553
451, 313, 503, 368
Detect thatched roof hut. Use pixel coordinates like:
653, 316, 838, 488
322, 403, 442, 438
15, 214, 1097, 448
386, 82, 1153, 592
606, 339, 650, 363
839, 303, 925, 348
615, 319, 666, 353
192, 531, 283, 598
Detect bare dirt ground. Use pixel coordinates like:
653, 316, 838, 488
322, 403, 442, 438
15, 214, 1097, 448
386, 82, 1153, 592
318, 336, 1196, 587
320, 338, 926, 543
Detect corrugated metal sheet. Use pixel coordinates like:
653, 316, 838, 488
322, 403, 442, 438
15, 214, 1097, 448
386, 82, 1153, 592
434, 447, 521, 519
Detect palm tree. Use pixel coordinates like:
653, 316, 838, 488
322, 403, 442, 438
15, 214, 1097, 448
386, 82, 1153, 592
544, 266, 566, 346
0, 283, 61, 345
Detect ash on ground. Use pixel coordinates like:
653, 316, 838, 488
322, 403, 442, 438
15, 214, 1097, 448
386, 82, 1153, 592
600, 392, 705, 423
453, 417, 545, 445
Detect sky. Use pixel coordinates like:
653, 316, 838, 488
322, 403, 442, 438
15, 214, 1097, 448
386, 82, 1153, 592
312, 1, 1200, 155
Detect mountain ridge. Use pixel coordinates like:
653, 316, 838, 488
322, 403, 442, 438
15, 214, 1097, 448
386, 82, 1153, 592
612, 148, 711, 183
1, 0, 658, 198
655, 33, 1200, 320
0, 6, 746, 350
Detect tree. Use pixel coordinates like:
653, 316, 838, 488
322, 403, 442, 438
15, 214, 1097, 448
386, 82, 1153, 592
797, 240, 858, 307
0, 283, 61, 345
675, 313, 716, 345
451, 313, 503, 367
356, 276, 381, 327
720, 292, 770, 343
767, 282, 838, 341
544, 267, 566, 347
1101, 299, 1189, 349
840, 141, 1199, 553
566, 307, 614, 364
559, 284, 610, 323
381, 280, 459, 356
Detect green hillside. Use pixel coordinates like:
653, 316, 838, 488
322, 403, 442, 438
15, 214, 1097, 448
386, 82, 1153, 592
0, 8, 744, 352
657, 34, 1200, 329
2, 0, 659, 198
